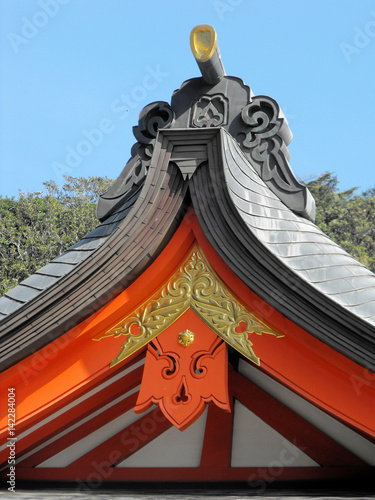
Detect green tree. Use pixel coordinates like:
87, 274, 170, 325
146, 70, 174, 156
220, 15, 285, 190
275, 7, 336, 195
0, 176, 113, 296
1, 172, 374, 298
306, 172, 375, 273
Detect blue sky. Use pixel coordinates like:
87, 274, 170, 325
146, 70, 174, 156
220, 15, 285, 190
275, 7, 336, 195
1, 0, 375, 198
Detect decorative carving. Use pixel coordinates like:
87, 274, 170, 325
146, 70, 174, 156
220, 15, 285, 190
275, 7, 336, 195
236, 95, 315, 220
131, 101, 175, 160
178, 329, 195, 346
191, 95, 228, 128
98, 85, 314, 224
134, 325, 230, 430
240, 96, 291, 149
238, 96, 296, 185
96, 101, 174, 222
133, 101, 175, 145
95, 244, 283, 366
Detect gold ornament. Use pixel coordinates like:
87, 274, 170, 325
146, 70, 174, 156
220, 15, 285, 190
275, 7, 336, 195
178, 330, 195, 346
95, 244, 283, 367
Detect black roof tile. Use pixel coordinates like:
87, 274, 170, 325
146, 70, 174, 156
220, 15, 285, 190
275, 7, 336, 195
34, 262, 77, 278
69, 237, 108, 251
20, 274, 60, 291
52, 249, 94, 265
0, 296, 23, 316
5, 285, 42, 303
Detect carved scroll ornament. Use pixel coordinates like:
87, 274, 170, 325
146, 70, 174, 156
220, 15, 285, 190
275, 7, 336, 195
135, 327, 230, 431
236, 95, 315, 220
95, 244, 283, 367
97, 101, 174, 222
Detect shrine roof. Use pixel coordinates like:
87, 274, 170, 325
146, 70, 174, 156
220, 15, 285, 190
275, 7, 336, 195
1, 25, 375, 373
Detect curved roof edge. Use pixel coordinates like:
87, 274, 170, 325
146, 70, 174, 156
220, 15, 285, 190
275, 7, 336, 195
0, 135, 187, 371
190, 129, 375, 370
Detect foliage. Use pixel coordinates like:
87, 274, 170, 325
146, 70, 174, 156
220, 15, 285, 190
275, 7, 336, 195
0, 176, 113, 296
1, 172, 374, 299
306, 172, 375, 273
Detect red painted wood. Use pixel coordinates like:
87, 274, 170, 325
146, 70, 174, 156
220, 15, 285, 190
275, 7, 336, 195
200, 400, 233, 468
67, 406, 172, 469
2, 363, 143, 468
0, 223, 195, 440
9, 466, 372, 483
229, 368, 366, 467
1, 208, 374, 486
191, 212, 375, 440
134, 309, 230, 431
18, 392, 139, 468
0, 350, 144, 449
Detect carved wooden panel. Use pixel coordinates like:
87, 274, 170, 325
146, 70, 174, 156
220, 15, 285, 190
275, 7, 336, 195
96, 244, 283, 367
134, 309, 230, 431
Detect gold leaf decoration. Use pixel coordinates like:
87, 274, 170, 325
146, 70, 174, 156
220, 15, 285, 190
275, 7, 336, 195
178, 329, 195, 346
95, 244, 283, 366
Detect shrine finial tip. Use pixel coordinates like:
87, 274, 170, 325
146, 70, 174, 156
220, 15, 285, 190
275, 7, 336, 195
190, 25, 226, 85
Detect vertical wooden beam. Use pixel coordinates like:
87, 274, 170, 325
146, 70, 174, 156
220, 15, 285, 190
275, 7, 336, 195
200, 401, 233, 468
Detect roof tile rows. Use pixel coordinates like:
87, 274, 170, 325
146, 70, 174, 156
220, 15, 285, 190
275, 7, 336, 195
222, 131, 375, 325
